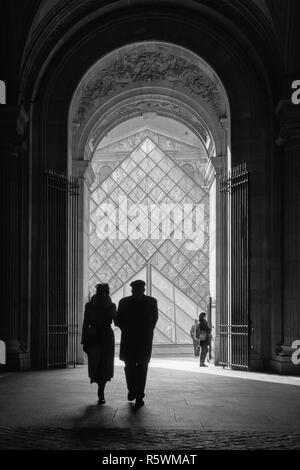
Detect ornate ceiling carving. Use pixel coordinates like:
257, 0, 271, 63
76, 51, 222, 124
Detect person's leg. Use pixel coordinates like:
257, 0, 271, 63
193, 339, 200, 357
200, 342, 208, 366
135, 361, 148, 406
97, 380, 106, 404
193, 339, 197, 356
124, 360, 137, 400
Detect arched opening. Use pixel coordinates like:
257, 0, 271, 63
68, 41, 230, 362
26, 4, 273, 372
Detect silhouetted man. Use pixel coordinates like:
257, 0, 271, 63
116, 280, 158, 407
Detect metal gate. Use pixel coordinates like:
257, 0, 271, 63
219, 163, 250, 370
44, 170, 79, 368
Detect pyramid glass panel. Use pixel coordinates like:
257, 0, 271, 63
140, 137, 156, 153
155, 312, 176, 343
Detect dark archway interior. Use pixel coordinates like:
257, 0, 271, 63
1, 1, 299, 376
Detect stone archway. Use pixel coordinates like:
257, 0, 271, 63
68, 41, 230, 363
24, 4, 274, 370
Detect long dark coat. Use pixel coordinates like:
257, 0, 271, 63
81, 295, 116, 383
116, 295, 158, 362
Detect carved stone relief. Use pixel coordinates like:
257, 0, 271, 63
76, 52, 221, 124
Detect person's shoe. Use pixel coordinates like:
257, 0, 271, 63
200, 363, 208, 367
135, 398, 144, 407
127, 392, 135, 401
97, 388, 105, 404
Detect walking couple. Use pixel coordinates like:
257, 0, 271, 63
81, 280, 158, 407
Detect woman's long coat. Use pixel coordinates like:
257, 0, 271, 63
81, 296, 116, 383
116, 295, 158, 362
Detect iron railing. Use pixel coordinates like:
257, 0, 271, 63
44, 170, 79, 368
219, 163, 250, 370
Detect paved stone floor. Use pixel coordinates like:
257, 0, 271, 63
0, 358, 300, 450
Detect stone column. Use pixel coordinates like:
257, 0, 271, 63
72, 160, 95, 364
0, 106, 30, 370
271, 100, 300, 374
204, 156, 225, 364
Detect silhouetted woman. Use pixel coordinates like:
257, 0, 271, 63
81, 283, 116, 404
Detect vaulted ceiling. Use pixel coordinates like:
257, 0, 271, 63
1, 0, 299, 107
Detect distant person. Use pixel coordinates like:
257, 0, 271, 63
81, 283, 116, 404
190, 319, 200, 357
116, 280, 158, 407
195, 312, 211, 367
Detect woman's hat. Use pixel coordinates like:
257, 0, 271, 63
95, 283, 110, 294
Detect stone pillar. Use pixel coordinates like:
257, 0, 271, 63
271, 100, 300, 374
0, 106, 30, 370
72, 160, 95, 364
204, 156, 225, 364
